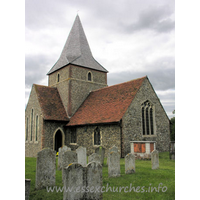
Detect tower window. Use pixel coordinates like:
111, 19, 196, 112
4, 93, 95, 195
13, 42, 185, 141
57, 74, 60, 82
141, 101, 155, 136
88, 72, 92, 81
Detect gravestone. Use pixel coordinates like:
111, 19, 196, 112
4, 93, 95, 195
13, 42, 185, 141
151, 150, 159, 169
62, 151, 78, 182
35, 148, 56, 189
95, 146, 105, 165
76, 146, 87, 167
88, 153, 101, 164
86, 162, 103, 200
107, 145, 119, 165
108, 151, 120, 177
25, 179, 31, 200
63, 163, 86, 200
125, 153, 135, 174
58, 145, 71, 170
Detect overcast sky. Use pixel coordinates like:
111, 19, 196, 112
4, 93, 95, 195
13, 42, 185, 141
25, 0, 175, 118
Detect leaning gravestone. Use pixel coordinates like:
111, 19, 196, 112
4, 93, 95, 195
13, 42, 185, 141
86, 162, 103, 200
58, 145, 71, 170
125, 153, 135, 174
107, 145, 119, 166
25, 179, 31, 200
108, 151, 120, 177
76, 146, 87, 167
35, 148, 56, 189
151, 150, 159, 169
95, 146, 105, 165
62, 151, 77, 182
63, 163, 86, 200
88, 153, 101, 164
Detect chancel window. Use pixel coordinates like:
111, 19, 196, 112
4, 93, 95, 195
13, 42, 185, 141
26, 118, 28, 141
141, 101, 155, 136
71, 128, 77, 143
35, 115, 38, 141
94, 127, 101, 145
30, 109, 33, 141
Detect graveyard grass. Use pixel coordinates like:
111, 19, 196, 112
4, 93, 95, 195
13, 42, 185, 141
25, 152, 175, 200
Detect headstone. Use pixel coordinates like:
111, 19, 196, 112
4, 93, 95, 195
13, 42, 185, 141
88, 153, 101, 164
76, 146, 87, 167
25, 179, 31, 200
125, 153, 135, 174
107, 145, 119, 165
95, 146, 105, 165
151, 150, 159, 169
108, 151, 120, 177
62, 151, 78, 182
63, 163, 86, 200
35, 148, 56, 189
86, 162, 103, 200
58, 145, 71, 170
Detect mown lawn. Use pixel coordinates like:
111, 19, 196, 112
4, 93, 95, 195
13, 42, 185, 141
25, 152, 175, 200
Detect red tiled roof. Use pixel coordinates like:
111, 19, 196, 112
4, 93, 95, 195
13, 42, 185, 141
67, 76, 146, 126
34, 84, 69, 121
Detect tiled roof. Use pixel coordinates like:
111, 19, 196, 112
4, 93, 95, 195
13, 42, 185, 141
34, 84, 69, 121
67, 76, 146, 126
47, 15, 108, 75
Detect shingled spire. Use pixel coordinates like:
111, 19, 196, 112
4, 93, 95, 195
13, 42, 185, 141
47, 15, 108, 75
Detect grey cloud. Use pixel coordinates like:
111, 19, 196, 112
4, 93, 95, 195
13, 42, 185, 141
25, 54, 53, 88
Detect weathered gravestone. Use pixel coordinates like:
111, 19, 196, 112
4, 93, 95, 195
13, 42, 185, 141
86, 162, 103, 200
63, 163, 86, 200
58, 145, 71, 170
151, 150, 159, 169
125, 153, 135, 174
35, 148, 56, 189
108, 151, 120, 177
88, 153, 101, 164
62, 151, 77, 182
25, 179, 31, 200
95, 146, 105, 165
107, 145, 119, 165
76, 146, 87, 167
63, 162, 103, 200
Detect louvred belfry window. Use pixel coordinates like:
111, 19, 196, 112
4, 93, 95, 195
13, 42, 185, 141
141, 100, 155, 136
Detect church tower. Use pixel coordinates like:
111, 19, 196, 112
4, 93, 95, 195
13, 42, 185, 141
47, 15, 108, 117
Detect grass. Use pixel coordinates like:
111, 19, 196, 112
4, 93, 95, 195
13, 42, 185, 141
25, 152, 175, 200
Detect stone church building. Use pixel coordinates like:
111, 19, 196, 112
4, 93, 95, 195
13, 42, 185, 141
25, 15, 170, 157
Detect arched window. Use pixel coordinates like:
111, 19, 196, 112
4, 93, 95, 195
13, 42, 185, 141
26, 118, 28, 141
35, 115, 38, 141
94, 127, 101, 145
141, 101, 155, 136
88, 72, 92, 81
30, 109, 33, 141
57, 74, 60, 82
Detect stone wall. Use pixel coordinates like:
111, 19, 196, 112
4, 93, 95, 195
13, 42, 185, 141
122, 78, 170, 155
25, 85, 43, 157
66, 124, 121, 156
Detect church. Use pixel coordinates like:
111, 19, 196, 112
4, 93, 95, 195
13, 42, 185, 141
25, 15, 170, 157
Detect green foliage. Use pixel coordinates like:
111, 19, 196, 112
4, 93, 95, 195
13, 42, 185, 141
25, 152, 175, 200
170, 117, 175, 141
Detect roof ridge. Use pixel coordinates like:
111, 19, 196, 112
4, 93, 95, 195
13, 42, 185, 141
91, 76, 147, 93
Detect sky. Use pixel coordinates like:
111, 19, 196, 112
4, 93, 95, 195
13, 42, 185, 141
25, 0, 175, 119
